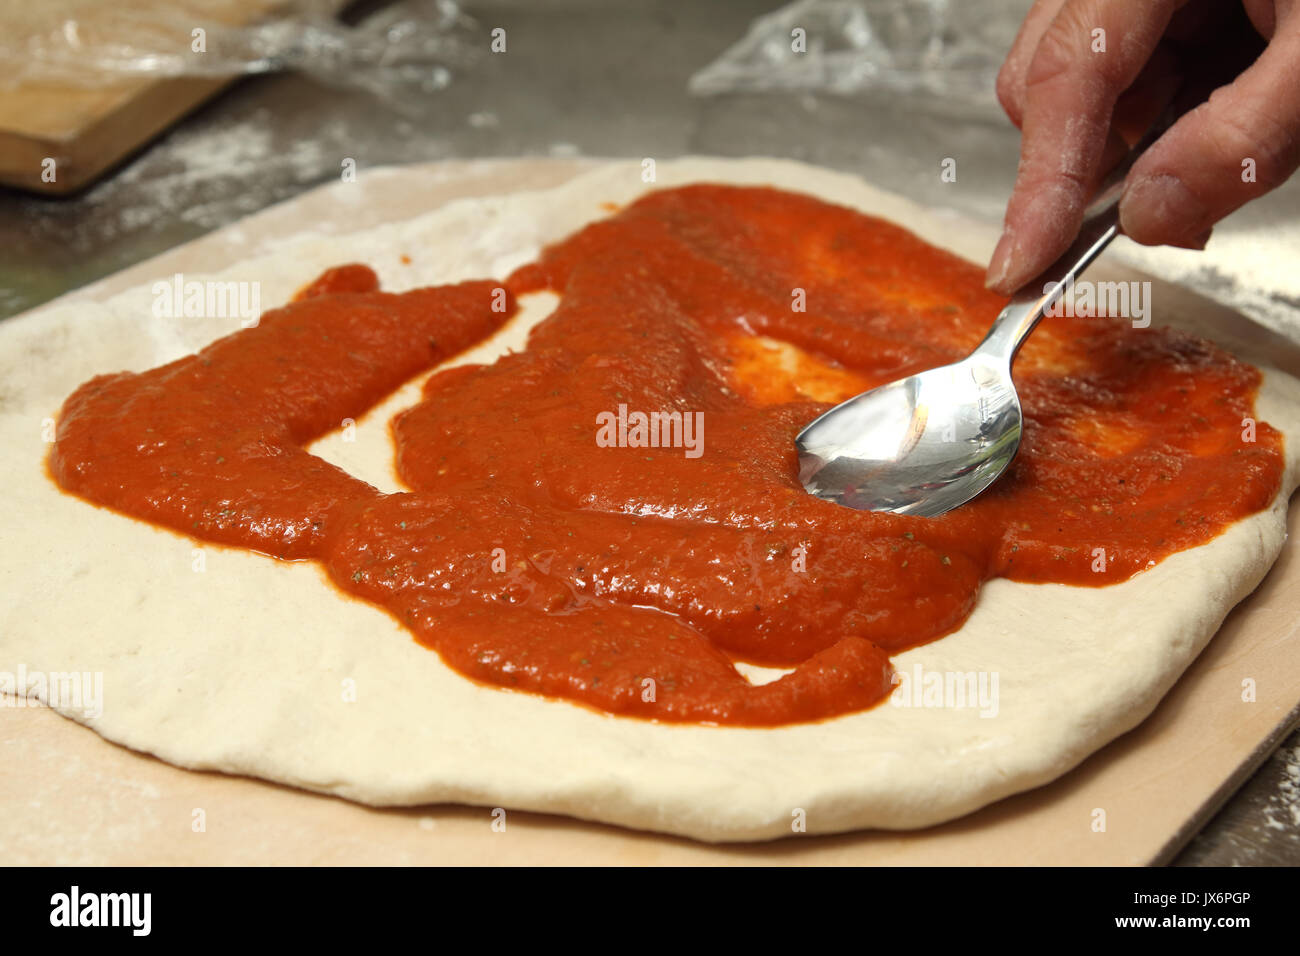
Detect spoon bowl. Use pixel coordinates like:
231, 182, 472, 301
796, 355, 1021, 516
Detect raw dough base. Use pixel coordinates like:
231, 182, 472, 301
2, 158, 1298, 842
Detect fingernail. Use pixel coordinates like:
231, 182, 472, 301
1120, 174, 1207, 246
985, 230, 1017, 293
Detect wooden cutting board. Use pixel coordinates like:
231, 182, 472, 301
0, 0, 339, 194
3, 158, 1299, 865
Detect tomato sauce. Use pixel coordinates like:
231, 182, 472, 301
49, 185, 1284, 726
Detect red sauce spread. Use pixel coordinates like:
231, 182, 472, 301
49, 185, 1284, 726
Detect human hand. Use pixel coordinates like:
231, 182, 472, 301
986, 0, 1298, 294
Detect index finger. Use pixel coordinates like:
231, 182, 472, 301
986, 0, 1179, 293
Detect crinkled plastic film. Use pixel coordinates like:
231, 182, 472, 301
690, 0, 1031, 121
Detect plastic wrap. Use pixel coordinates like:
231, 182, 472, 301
690, 0, 1031, 121
0, 0, 482, 104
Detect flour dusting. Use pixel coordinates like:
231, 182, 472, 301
1262, 734, 1300, 833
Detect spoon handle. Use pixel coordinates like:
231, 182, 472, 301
977, 108, 1182, 364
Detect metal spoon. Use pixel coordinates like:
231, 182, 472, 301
795, 138, 1157, 517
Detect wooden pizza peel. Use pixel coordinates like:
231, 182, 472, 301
3, 158, 1299, 865
0, 0, 350, 195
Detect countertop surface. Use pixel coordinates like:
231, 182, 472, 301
1, 0, 1297, 865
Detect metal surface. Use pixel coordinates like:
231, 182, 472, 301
796, 354, 1022, 514
0, 0, 1297, 864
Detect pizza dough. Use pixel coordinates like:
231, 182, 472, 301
2, 158, 1298, 842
